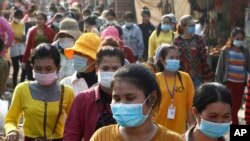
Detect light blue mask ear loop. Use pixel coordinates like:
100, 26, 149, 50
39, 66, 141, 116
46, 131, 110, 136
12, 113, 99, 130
142, 94, 153, 116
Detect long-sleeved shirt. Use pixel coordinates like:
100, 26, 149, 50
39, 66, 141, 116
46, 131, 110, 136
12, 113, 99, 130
216, 47, 250, 84
138, 22, 155, 60
63, 85, 113, 141
174, 34, 214, 81
0, 17, 14, 57
60, 71, 89, 96
4, 81, 74, 139
122, 24, 144, 58
22, 25, 56, 63
148, 30, 174, 60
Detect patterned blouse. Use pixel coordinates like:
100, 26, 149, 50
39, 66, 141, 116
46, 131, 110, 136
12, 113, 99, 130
174, 34, 213, 81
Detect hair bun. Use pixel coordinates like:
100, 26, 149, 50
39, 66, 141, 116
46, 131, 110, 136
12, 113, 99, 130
101, 38, 120, 48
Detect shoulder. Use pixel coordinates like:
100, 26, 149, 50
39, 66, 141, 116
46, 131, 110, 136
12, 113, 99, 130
178, 71, 191, 78
156, 72, 164, 78
60, 76, 72, 85
15, 81, 29, 90
150, 30, 157, 36
157, 124, 184, 141
62, 85, 74, 96
91, 124, 119, 140
74, 87, 97, 101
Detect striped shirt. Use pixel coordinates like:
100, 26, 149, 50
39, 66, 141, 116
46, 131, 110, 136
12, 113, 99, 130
227, 50, 246, 82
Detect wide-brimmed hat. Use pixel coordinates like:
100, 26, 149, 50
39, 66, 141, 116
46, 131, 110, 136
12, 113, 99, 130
54, 18, 82, 40
179, 15, 196, 26
64, 32, 101, 60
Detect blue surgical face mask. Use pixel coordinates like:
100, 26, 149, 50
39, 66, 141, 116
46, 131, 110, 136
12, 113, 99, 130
53, 22, 60, 28
125, 22, 133, 29
165, 59, 180, 72
73, 55, 88, 72
161, 24, 172, 31
187, 26, 195, 35
199, 118, 231, 138
111, 96, 151, 128
233, 40, 244, 47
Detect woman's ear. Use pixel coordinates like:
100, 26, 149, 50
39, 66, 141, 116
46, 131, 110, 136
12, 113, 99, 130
57, 65, 61, 73
192, 107, 200, 123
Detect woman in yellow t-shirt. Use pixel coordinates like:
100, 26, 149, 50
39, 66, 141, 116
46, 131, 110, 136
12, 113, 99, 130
154, 45, 195, 134
90, 64, 184, 141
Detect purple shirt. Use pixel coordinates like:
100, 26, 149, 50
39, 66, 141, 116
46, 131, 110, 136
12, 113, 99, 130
0, 17, 14, 57
63, 85, 112, 141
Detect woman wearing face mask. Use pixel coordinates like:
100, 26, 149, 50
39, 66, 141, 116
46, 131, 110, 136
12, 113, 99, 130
216, 27, 250, 125
60, 33, 101, 95
63, 40, 125, 141
100, 9, 120, 32
52, 18, 82, 81
148, 14, 175, 62
10, 9, 26, 88
84, 16, 100, 35
122, 11, 144, 61
5, 43, 74, 141
90, 64, 184, 141
50, 13, 64, 33
22, 12, 56, 81
184, 82, 232, 141
174, 15, 213, 89
154, 45, 195, 134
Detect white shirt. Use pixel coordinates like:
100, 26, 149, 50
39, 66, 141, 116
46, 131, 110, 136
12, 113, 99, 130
60, 71, 89, 96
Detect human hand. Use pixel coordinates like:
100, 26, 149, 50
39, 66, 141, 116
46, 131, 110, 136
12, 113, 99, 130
21, 63, 26, 69
6, 130, 18, 141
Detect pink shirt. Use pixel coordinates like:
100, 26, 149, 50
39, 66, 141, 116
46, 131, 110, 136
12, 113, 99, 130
0, 17, 14, 57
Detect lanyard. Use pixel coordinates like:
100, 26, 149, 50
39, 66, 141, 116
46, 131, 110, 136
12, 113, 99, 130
164, 73, 176, 103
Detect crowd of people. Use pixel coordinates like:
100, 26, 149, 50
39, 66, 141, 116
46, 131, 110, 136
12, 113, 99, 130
0, 0, 250, 141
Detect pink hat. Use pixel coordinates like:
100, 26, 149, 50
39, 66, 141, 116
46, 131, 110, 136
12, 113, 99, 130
101, 26, 120, 41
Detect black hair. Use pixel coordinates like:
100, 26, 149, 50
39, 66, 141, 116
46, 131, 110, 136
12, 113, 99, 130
30, 43, 60, 67
96, 39, 125, 66
156, 16, 172, 36
0, 38, 3, 52
141, 6, 150, 17
106, 9, 116, 18
14, 9, 24, 18
36, 12, 48, 22
101, 38, 120, 48
82, 8, 92, 15
124, 11, 135, 21
193, 82, 232, 113
54, 13, 63, 19
231, 27, 245, 38
112, 64, 162, 111
84, 16, 96, 25
156, 46, 183, 88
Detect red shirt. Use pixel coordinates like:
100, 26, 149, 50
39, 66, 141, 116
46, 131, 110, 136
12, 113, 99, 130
22, 25, 56, 63
63, 85, 113, 141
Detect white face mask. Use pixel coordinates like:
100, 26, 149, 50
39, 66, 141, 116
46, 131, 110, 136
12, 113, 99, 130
33, 71, 58, 86
59, 38, 75, 49
106, 20, 115, 25
233, 40, 244, 47
98, 71, 115, 88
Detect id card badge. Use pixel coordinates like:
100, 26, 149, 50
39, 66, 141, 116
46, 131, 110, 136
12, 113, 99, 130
167, 104, 176, 119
